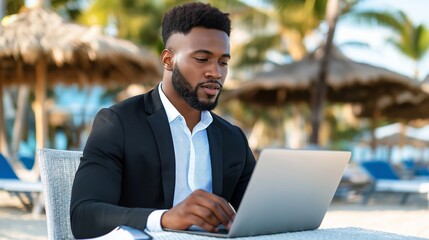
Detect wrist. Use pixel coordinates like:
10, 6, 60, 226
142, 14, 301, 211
160, 210, 169, 228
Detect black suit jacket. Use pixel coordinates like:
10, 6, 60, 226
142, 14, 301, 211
70, 86, 256, 238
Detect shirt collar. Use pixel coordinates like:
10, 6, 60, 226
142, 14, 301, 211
158, 83, 213, 126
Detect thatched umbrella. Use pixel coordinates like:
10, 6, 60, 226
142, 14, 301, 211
354, 89, 429, 121
0, 8, 161, 174
224, 47, 421, 106
222, 47, 423, 148
353, 74, 429, 121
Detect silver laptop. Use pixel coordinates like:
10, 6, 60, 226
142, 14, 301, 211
166, 148, 351, 238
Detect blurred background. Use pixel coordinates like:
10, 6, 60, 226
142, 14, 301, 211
1, 0, 429, 175
1, 0, 429, 239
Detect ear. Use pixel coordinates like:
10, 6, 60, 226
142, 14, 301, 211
160, 49, 174, 71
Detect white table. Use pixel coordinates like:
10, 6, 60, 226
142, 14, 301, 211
148, 227, 426, 240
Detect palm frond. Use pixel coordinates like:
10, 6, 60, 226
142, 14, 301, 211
415, 24, 429, 60
351, 10, 405, 32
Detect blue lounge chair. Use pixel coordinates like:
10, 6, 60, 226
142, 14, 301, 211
361, 160, 429, 206
0, 154, 19, 179
19, 155, 35, 170
361, 160, 399, 180
402, 159, 429, 178
0, 153, 42, 211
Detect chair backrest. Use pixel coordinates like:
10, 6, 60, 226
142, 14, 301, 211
0, 154, 19, 179
19, 155, 35, 170
37, 148, 82, 240
361, 160, 400, 180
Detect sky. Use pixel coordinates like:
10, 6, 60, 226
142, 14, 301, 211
335, 0, 429, 81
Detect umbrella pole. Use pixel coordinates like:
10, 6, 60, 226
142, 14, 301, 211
0, 79, 11, 159
32, 58, 48, 178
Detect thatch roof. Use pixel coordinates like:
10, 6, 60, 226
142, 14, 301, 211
0, 8, 161, 87
223, 47, 423, 108
355, 75, 429, 121
355, 92, 429, 121
0, 8, 162, 163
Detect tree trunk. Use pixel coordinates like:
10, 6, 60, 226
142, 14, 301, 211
309, 0, 339, 145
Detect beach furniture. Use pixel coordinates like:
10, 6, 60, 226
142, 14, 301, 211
361, 160, 429, 207
0, 153, 42, 211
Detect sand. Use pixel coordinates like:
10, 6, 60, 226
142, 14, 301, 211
0, 192, 46, 240
0, 191, 428, 240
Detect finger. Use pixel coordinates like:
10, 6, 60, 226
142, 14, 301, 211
189, 203, 221, 227
192, 190, 235, 218
171, 200, 221, 232
188, 214, 218, 233
190, 207, 231, 233
200, 192, 235, 219
192, 192, 234, 227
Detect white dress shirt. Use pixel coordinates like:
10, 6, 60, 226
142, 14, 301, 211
146, 83, 213, 231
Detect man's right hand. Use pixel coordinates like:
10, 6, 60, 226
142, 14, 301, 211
160, 189, 235, 232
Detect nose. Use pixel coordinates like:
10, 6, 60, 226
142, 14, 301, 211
204, 64, 223, 80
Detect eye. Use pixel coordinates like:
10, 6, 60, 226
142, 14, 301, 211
219, 58, 229, 66
195, 58, 208, 63
219, 61, 229, 67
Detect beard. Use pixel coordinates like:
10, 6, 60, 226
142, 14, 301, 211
171, 65, 221, 111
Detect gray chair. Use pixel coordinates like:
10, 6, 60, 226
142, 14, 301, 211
38, 148, 82, 240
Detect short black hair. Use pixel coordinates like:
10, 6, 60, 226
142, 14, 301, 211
161, 2, 231, 47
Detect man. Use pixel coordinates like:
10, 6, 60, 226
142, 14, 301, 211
70, 2, 256, 238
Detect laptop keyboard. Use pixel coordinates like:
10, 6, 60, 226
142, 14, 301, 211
216, 224, 229, 234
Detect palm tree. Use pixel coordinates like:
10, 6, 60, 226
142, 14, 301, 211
309, 0, 340, 145
230, 0, 359, 146
232, 0, 358, 66
351, 9, 429, 80
230, 0, 328, 72
77, 0, 264, 54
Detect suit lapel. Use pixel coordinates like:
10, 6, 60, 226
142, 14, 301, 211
207, 123, 223, 196
146, 87, 175, 207
145, 86, 224, 203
